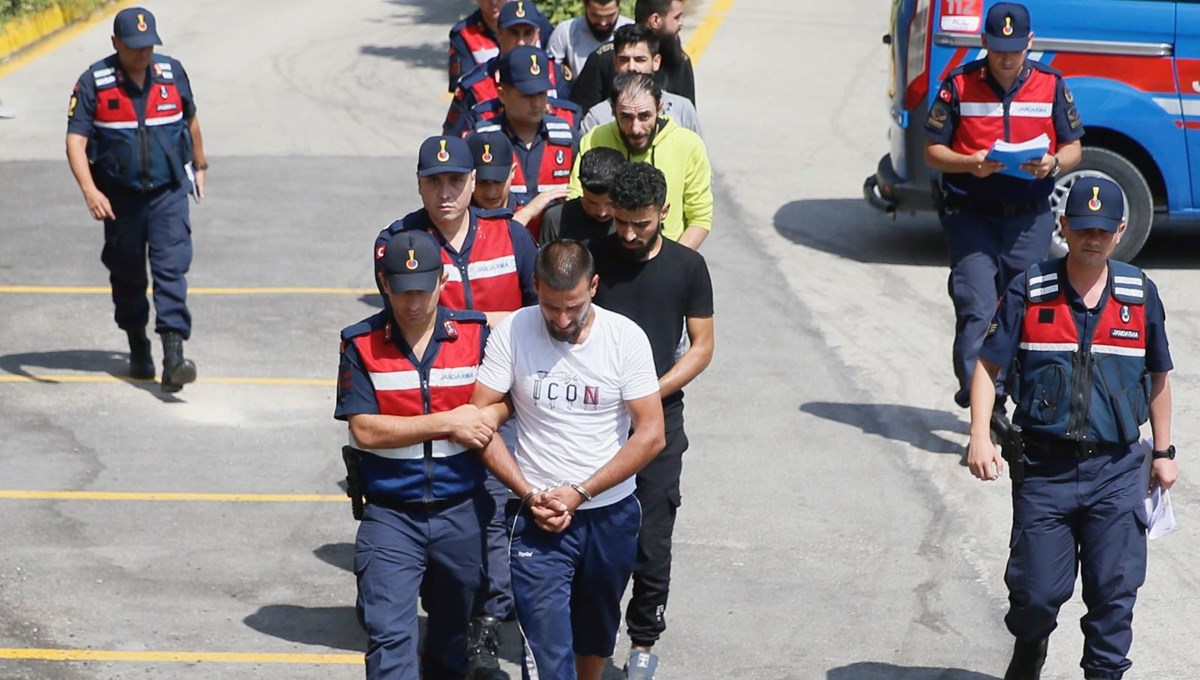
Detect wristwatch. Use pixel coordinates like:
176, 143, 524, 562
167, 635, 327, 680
1152, 445, 1176, 460
1049, 155, 1062, 178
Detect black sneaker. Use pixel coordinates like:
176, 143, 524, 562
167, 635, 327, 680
467, 616, 507, 680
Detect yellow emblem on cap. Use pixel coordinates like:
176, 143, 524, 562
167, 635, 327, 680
1088, 186, 1102, 212
137, 13, 148, 32
1002, 16, 1014, 36
436, 139, 450, 162
515, 2, 526, 18
406, 249, 419, 270
529, 54, 541, 76
481, 144, 494, 163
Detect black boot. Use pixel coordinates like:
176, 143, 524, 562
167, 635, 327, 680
467, 615, 507, 680
1004, 638, 1048, 680
126, 329, 154, 380
160, 332, 196, 393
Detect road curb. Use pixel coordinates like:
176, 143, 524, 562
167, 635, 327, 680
0, 1, 111, 62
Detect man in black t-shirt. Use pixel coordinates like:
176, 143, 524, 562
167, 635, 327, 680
540, 146, 625, 244
570, 0, 694, 114
588, 163, 714, 680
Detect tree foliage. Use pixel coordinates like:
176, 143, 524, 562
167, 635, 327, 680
536, 0, 636, 26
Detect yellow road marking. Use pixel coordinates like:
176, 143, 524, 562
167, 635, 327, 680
0, 374, 333, 386
0, 648, 360, 664
0, 286, 375, 295
0, 1, 139, 80
685, 0, 737, 65
0, 490, 345, 502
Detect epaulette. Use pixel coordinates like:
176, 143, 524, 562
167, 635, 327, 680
1027, 59, 1064, 78
474, 206, 514, 220
1025, 259, 1063, 302
444, 308, 488, 325
1109, 261, 1145, 304
340, 313, 385, 341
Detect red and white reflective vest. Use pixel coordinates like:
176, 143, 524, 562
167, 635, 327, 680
949, 62, 1058, 155
437, 215, 524, 313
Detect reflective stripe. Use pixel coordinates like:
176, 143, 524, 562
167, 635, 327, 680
93, 120, 139, 130
472, 47, 499, 62
959, 102, 1004, 117
369, 370, 420, 391
1019, 342, 1079, 352
1114, 286, 1144, 300
145, 112, 184, 127
1092, 345, 1146, 357
1113, 275, 1142, 286
93, 67, 114, 78
1029, 272, 1057, 286
1030, 285, 1059, 297
349, 434, 465, 460
95, 75, 116, 87
509, 184, 528, 194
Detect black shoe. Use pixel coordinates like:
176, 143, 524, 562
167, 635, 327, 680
160, 332, 196, 393
467, 616, 507, 680
126, 329, 154, 379
1004, 638, 1048, 680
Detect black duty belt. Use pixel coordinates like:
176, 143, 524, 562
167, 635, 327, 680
944, 195, 1045, 217
1022, 437, 1129, 460
368, 491, 473, 514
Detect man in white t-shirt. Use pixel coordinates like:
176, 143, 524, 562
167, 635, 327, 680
546, 0, 634, 78
471, 240, 665, 680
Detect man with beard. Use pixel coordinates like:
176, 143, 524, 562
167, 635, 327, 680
547, 0, 634, 78
570, 72, 712, 249
589, 163, 713, 680
448, 0, 554, 92
580, 24, 702, 136
470, 240, 665, 680
569, 0, 693, 114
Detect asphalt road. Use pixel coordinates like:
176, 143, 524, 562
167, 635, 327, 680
1, 1, 1197, 679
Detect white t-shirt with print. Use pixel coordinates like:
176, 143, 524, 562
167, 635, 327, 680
477, 304, 660, 508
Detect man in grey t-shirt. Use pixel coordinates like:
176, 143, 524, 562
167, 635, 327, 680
547, 0, 634, 77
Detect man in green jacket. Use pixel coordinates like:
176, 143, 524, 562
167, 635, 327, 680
568, 72, 713, 249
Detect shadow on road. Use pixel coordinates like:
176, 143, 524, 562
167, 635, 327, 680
774, 199, 947, 267
360, 44, 446, 71
0, 349, 181, 402
828, 662, 999, 679
800, 401, 966, 456
1133, 223, 1200, 270
244, 604, 367, 652
314, 542, 354, 573
359, 0, 464, 70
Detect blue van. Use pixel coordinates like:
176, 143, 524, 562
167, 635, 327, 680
864, 0, 1200, 261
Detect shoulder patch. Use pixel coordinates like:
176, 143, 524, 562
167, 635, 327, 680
1109, 261, 1146, 305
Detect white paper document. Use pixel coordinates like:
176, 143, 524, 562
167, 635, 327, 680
986, 133, 1051, 179
1139, 439, 1178, 540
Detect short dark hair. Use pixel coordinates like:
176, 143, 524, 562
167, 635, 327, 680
610, 162, 668, 211
578, 147, 626, 195
612, 24, 659, 56
536, 240, 595, 291
610, 71, 662, 108
635, 0, 675, 25
585, 0, 620, 5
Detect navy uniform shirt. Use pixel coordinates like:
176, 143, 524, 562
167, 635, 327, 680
67, 55, 196, 137
925, 60, 1083, 207
981, 264, 1173, 377
482, 111, 579, 202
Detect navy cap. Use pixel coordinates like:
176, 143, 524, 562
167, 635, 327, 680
379, 231, 444, 293
466, 132, 514, 182
984, 3, 1031, 52
113, 7, 162, 49
417, 136, 474, 176
1065, 177, 1125, 233
499, 0, 541, 29
498, 45, 553, 95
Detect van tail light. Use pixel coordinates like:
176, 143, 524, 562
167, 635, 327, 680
903, 0, 933, 111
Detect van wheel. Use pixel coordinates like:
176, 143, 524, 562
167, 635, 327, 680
1047, 147, 1154, 262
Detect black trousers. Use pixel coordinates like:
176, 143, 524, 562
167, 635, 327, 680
625, 422, 688, 647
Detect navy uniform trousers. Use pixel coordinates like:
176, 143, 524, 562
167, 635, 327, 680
1006, 444, 1148, 680
355, 490, 492, 680
942, 207, 1054, 406
101, 183, 193, 338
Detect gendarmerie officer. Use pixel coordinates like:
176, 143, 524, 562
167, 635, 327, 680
924, 2, 1082, 413
66, 7, 207, 392
337, 230, 503, 680
966, 177, 1179, 680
